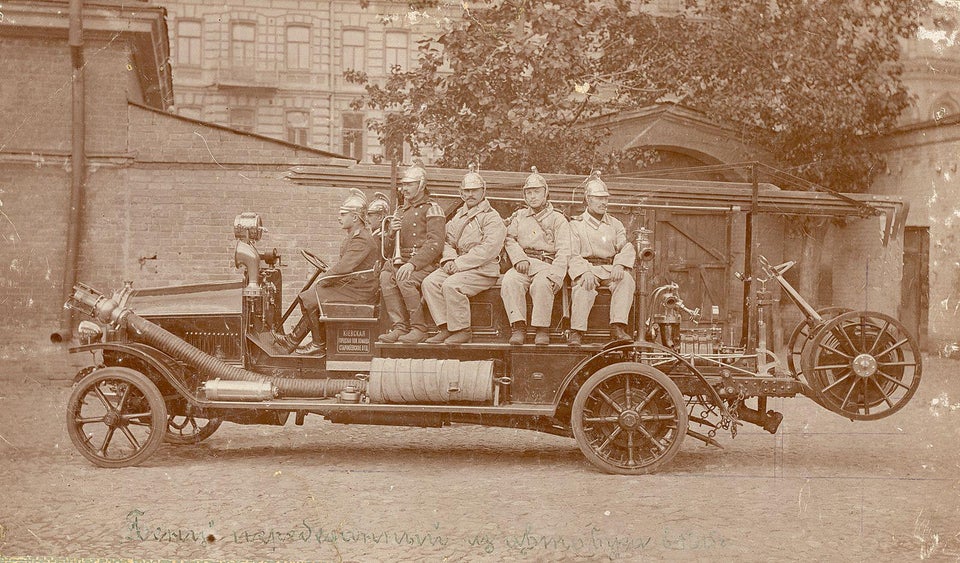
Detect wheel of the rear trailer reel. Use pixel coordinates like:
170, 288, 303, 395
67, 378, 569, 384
801, 311, 922, 421
571, 363, 687, 475
165, 414, 222, 445
66, 367, 167, 468
786, 306, 852, 375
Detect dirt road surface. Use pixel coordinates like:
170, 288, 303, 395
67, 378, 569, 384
1, 347, 958, 561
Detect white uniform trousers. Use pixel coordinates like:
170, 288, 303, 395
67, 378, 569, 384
421, 268, 498, 332
500, 269, 559, 328
570, 274, 635, 331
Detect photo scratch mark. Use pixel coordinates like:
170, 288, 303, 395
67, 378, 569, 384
194, 131, 253, 182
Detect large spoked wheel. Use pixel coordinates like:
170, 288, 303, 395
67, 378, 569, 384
299, 248, 329, 273
165, 414, 223, 445
786, 306, 852, 375
801, 311, 922, 421
571, 362, 687, 475
66, 367, 167, 468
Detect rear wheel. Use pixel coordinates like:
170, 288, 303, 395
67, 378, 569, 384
67, 367, 167, 468
165, 414, 222, 445
571, 362, 687, 475
801, 311, 921, 420
786, 306, 852, 375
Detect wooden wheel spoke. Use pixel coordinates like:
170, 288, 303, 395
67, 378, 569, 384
875, 337, 909, 359
596, 389, 624, 414
92, 386, 114, 411
626, 432, 636, 466
869, 377, 895, 409
118, 425, 142, 450
624, 377, 633, 410
814, 363, 851, 371
116, 383, 132, 412
634, 424, 666, 453
99, 427, 116, 455
876, 370, 911, 391
639, 414, 677, 422
76, 416, 106, 425
817, 342, 853, 359
820, 369, 853, 393
839, 377, 860, 411
635, 386, 661, 412
584, 416, 620, 423
121, 412, 153, 422
835, 324, 860, 355
867, 321, 891, 355
597, 427, 622, 454
877, 360, 916, 368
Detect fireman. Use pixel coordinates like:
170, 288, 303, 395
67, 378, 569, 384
567, 171, 636, 346
501, 167, 571, 345
421, 164, 506, 344
274, 188, 380, 355
377, 162, 446, 344
367, 192, 390, 239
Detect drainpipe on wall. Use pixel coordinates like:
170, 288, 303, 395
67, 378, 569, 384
52, 0, 86, 343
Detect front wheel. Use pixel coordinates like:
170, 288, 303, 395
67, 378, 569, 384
66, 367, 167, 468
571, 362, 687, 475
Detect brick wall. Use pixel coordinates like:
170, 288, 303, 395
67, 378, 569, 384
872, 120, 960, 343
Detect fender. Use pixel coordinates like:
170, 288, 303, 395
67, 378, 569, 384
69, 342, 203, 406
553, 340, 734, 423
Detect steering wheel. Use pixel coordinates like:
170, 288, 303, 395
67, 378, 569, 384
299, 249, 329, 273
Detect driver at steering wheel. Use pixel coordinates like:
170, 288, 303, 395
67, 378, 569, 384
274, 189, 380, 355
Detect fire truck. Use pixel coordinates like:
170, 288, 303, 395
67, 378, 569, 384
61, 164, 921, 474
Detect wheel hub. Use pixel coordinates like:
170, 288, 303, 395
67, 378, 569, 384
619, 410, 640, 429
103, 410, 121, 427
851, 353, 878, 378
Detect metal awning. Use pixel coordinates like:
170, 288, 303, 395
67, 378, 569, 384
285, 162, 908, 243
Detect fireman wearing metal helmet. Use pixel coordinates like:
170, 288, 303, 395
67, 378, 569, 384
567, 171, 636, 346
500, 167, 571, 345
378, 161, 446, 344
367, 192, 390, 237
274, 188, 380, 355
421, 163, 506, 344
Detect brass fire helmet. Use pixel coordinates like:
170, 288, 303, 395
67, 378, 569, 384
522, 166, 549, 196
367, 192, 390, 215
583, 170, 610, 198
340, 188, 369, 222
460, 163, 486, 190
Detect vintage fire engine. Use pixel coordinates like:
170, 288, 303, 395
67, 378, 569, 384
61, 166, 922, 474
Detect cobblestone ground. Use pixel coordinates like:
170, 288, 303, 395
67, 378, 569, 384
1, 346, 959, 562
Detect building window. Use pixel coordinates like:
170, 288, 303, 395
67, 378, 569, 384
177, 20, 202, 67
342, 29, 366, 72
230, 108, 256, 132
286, 25, 310, 70
342, 113, 364, 160
384, 30, 409, 72
231, 22, 256, 69
286, 111, 309, 145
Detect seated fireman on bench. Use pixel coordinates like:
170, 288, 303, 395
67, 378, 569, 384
567, 172, 636, 346
421, 165, 506, 344
274, 189, 380, 355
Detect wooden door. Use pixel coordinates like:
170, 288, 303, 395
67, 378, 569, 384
653, 211, 731, 325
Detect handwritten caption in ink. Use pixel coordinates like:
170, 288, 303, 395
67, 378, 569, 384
125, 509, 729, 558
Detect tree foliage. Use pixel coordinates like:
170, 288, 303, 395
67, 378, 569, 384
348, 0, 925, 191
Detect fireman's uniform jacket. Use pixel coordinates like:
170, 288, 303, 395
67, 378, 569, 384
500, 203, 571, 327
422, 199, 507, 332
379, 192, 446, 331
568, 211, 636, 331
298, 227, 380, 344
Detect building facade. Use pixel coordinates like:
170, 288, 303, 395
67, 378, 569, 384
164, 0, 452, 164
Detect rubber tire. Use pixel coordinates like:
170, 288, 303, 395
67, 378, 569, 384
66, 367, 168, 468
